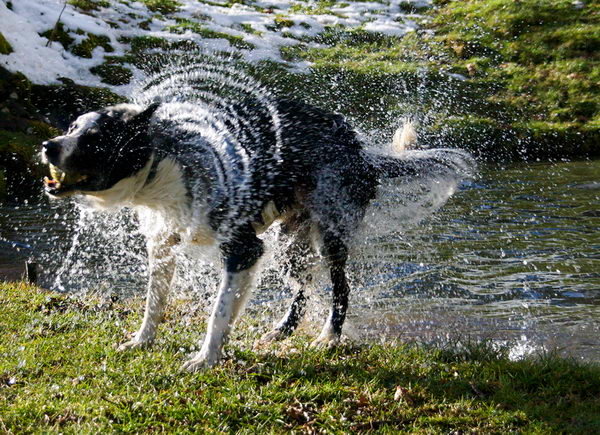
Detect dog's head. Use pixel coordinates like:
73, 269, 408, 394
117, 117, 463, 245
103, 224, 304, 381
41, 103, 160, 198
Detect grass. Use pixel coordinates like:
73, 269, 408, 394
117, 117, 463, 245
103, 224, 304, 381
68, 0, 110, 12
71, 32, 114, 58
1, 282, 599, 433
432, 0, 600, 122
424, 0, 600, 155
0, 32, 13, 55
168, 18, 255, 50
90, 61, 134, 86
138, 0, 182, 15
267, 0, 600, 158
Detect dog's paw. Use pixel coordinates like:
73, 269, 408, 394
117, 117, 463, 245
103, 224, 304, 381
181, 350, 220, 372
116, 336, 152, 352
256, 328, 287, 346
310, 332, 341, 349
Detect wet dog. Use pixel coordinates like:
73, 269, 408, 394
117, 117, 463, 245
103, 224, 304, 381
41, 99, 472, 371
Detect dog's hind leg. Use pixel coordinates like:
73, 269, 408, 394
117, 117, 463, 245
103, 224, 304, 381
259, 222, 315, 343
118, 233, 179, 351
183, 228, 263, 371
260, 287, 307, 343
312, 231, 350, 348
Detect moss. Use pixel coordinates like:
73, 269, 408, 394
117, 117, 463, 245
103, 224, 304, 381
0, 130, 43, 163
139, 0, 181, 14
121, 36, 196, 72
272, 15, 295, 29
31, 78, 125, 128
289, 0, 336, 15
27, 121, 61, 138
68, 0, 110, 11
90, 63, 133, 86
168, 19, 255, 50
128, 35, 171, 52
40, 22, 75, 50
0, 67, 36, 128
138, 19, 152, 31
71, 32, 114, 58
398, 1, 429, 13
239, 22, 263, 36
425, 116, 600, 161
0, 32, 13, 55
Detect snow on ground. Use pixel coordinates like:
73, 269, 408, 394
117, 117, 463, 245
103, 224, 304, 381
0, 0, 431, 95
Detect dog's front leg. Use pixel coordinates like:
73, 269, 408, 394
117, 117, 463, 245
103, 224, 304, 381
183, 233, 263, 371
118, 233, 179, 351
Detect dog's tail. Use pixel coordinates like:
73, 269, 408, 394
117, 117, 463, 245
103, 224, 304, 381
367, 120, 475, 181
391, 119, 417, 153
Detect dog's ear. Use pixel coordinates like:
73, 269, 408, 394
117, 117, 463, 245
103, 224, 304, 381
130, 102, 160, 130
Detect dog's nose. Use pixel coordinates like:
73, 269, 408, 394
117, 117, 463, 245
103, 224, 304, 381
42, 140, 62, 160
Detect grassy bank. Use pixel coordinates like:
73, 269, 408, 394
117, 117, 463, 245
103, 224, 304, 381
1, 282, 599, 433
277, 0, 600, 159
425, 0, 600, 158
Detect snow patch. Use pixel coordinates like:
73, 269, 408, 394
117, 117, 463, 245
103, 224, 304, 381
0, 0, 431, 93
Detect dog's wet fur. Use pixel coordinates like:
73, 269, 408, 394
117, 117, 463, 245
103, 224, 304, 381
41, 99, 473, 371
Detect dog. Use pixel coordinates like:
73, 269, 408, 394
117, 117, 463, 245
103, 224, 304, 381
41, 98, 473, 371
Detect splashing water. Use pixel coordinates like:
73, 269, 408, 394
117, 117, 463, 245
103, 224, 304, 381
34, 58, 468, 315
2, 160, 599, 361
13, 58, 597, 362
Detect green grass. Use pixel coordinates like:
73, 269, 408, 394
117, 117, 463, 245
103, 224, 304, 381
40, 22, 76, 51
167, 18, 255, 49
0, 32, 13, 55
90, 62, 134, 86
68, 0, 110, 12
1, 283, 599, 433
139, 0, 181, 14
268, 0, 600, 158
428, 0, 600, 137
71, 32, 114, 58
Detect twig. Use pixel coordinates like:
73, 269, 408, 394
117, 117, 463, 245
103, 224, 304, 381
45, 1, 68, 48
470, 381, 486, 399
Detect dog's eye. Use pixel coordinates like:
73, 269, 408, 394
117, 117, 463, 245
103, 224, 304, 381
68, 123, 78, 134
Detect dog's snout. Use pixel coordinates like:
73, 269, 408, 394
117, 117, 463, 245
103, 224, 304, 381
42, 140, 62, 159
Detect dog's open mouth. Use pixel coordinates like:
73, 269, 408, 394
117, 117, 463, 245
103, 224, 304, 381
44, 164, 90, 197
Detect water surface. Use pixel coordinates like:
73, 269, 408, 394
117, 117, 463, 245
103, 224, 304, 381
1, 160, 598, 361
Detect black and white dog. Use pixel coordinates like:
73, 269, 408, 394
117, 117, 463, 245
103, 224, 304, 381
41, 98, 472, 371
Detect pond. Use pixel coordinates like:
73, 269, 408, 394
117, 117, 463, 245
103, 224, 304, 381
1, 159, 599, 361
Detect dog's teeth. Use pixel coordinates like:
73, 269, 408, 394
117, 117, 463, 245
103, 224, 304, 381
49, 164, 66, 182
49, 164, 59, 181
